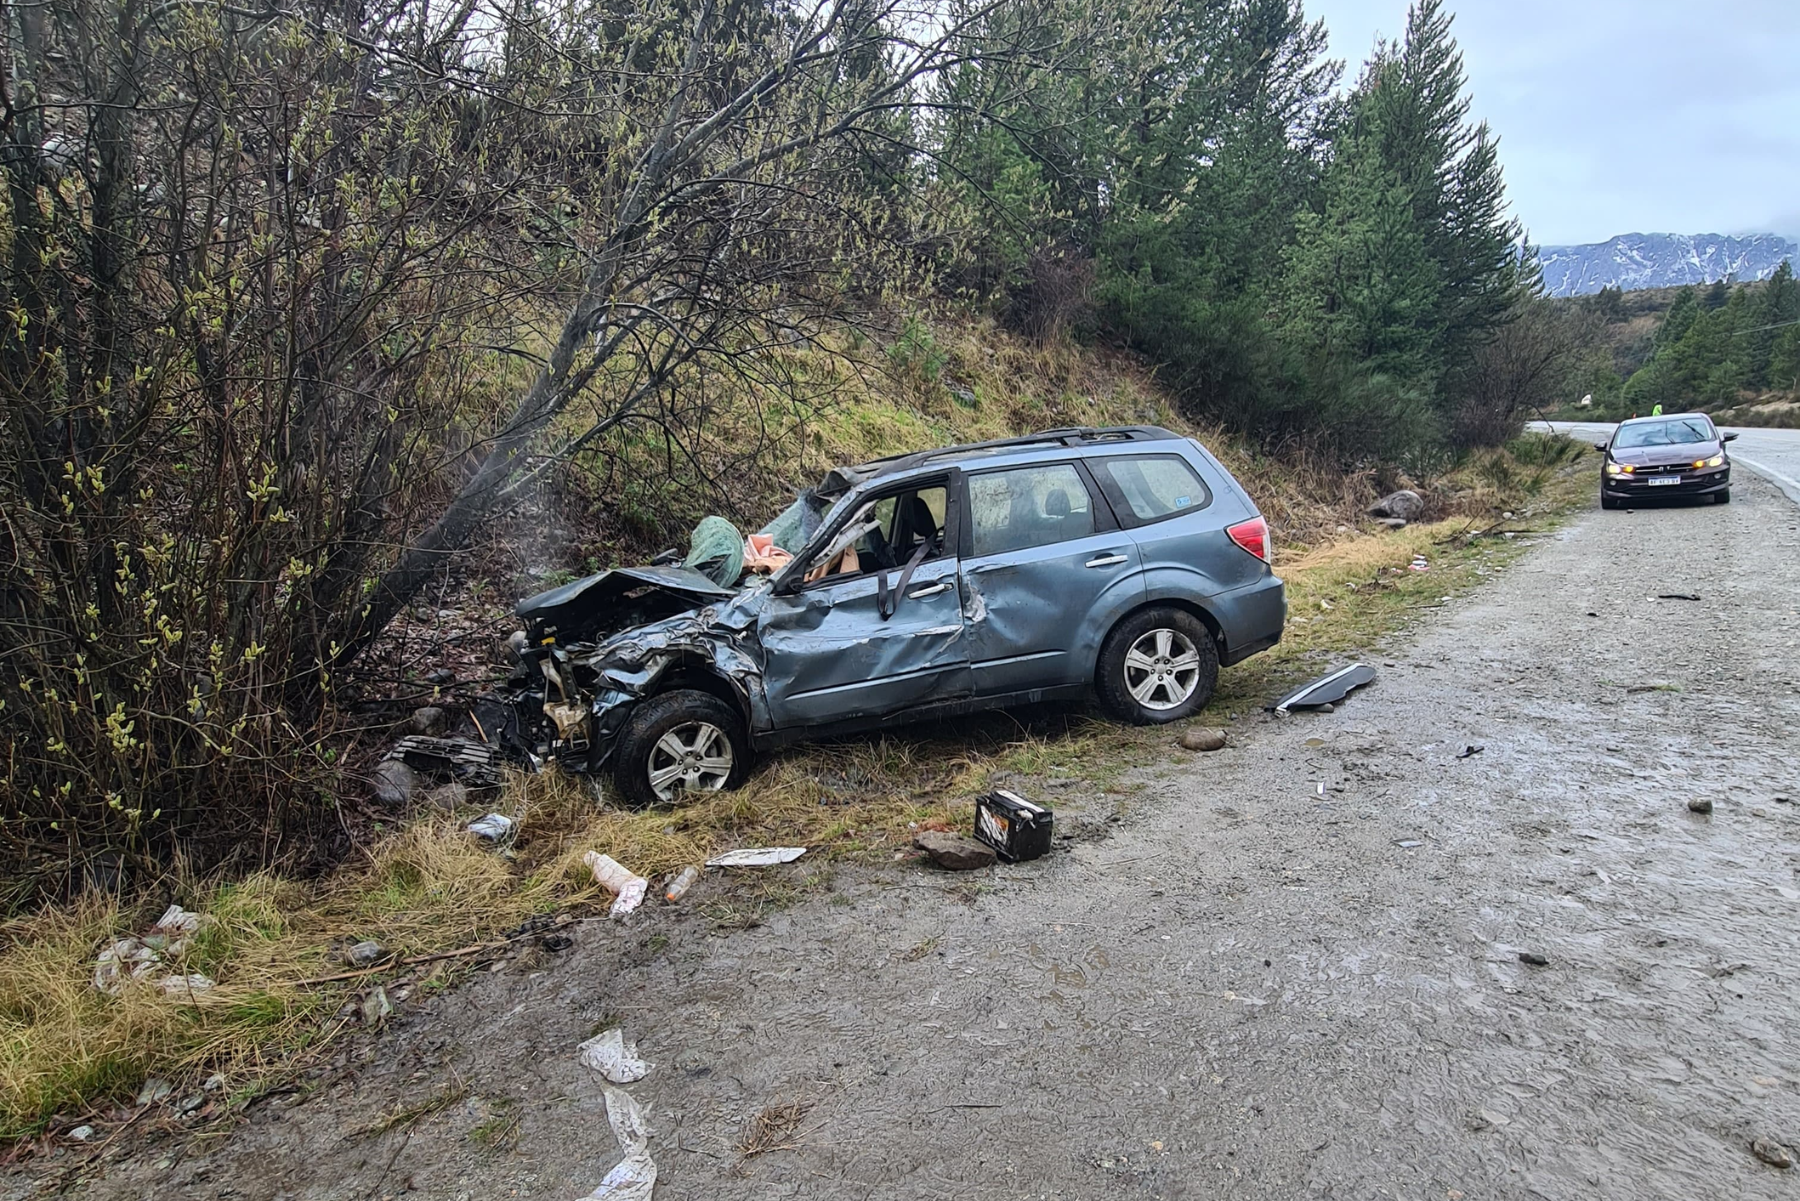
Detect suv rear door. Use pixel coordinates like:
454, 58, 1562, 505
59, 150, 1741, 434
957, 460, 1145, 697
757, 476, 971, 729
1088, 446, 1266, 603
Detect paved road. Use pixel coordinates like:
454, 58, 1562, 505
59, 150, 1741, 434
39, 473, 1800, 1201
1538, 420, 1800, 506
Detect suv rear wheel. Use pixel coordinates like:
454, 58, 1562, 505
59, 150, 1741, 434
1096, 607, 1218, 725
613, 689, 750, 809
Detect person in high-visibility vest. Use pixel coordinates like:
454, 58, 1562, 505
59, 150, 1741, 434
1651, 403, 1663, 416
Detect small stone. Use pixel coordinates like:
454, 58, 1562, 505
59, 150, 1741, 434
1317, 703, 1336, 713
370, 758, 418, 806
1687, 797, 1714, 814
1179, 728, 1227, 752
136, 1077, 173, 1106
203, 1074, 226, 1092
541, 934, 573, 953
345, 940, 387, 968
360, 986, 393, 1028
176, 1093, 205, 1116
1751, 1139, 1793, 1169
1518, 951, 1548, 966
913, 831, 997, 872
407, 706, 446, 735
427, 668, 456, 686
67, 1125, 94, 1142
427, 782, 469, 812
1376, 517, 1408, 530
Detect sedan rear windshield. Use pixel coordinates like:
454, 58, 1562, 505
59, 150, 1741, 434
1614, 419, 1714, 449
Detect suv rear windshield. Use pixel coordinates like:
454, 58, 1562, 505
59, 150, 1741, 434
1092, 454, 1211, 525
1615, 419, 1714, 449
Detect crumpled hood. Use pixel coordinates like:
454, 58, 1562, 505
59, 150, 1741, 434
1611, 440, 1722, 468
515, 565, 736, 642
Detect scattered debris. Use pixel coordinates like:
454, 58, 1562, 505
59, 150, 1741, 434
67, 1125, 94, 1143
914, 831, 997, 871
136, 1078, 173, 1107
1269, 664, 1376, 714
1179, 728, 1227, 752
973, 790, 1054, 862
1456, 745, 1484, 759
93, 905, 207, 996
1369, 489, 1425, 521
584, 852, 650, 917
1518, 952, 1549, 967
1751, 1139, 1794, 1169
1376, 517, 1408, 530
345, 940, 387, 968
427, 667, 457, 686
541, 933, 573, 953
1408, 554, 1430, 572
1393, 839, 1424, 849
578, 1029, 651, 1084
663, 866, 701, 902
1655, 593, 1702, 602
737, 1099, 815, 1159
1688, 798, 1714, 814
576, 1086, 658, 1201
705, 847, 807, 868
466, 813, 515, 842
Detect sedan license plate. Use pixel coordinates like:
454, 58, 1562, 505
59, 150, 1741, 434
1646, 475, 1681, 487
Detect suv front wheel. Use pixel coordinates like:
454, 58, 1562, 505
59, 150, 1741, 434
1096, 607, 1219, 725
613, 689, 750, 809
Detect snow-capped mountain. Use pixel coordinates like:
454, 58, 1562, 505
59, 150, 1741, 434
1534, 233, 1799, 297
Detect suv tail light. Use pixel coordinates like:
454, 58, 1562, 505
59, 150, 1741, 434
1226, 516, 1272, 564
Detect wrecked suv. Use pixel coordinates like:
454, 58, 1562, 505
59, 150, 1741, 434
425, 427, 1285, 808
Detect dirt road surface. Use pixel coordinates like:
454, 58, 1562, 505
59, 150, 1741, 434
35, 472, 1800, 1200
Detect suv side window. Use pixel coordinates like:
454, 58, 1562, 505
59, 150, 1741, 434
967, 463, 1095, 556
1092, 454, 1211, 527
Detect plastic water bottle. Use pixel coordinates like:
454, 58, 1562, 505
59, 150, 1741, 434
664, 866, 700, 902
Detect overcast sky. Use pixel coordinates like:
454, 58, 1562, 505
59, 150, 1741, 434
1304, 0, 1800, 246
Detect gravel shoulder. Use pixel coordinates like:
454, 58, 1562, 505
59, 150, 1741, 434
32, 473, 1800, 1200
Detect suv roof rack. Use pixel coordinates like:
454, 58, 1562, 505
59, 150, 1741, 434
855, 426, 1180, 477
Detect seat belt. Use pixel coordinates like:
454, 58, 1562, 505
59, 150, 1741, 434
876, 537, 933, 621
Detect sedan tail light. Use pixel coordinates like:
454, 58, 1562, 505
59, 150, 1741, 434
1226, 516, 1272, 564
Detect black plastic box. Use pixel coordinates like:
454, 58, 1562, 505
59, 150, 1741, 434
973, 789, 1053, 862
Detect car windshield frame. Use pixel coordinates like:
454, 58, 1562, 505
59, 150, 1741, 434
1614, 418, 1715, 449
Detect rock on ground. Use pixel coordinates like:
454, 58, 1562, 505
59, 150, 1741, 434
913, 832, 996, 871
1369, 489, 1424, 521
369, 759, 418, 806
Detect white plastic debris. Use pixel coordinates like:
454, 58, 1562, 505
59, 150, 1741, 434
92, 905, 208, 995
583, 851, 649, 917
67, 1125, 94, 1142
1408, 555, 1430, 572
577, 1029, 651, 1084
156, 973, 215, 998
705, 847, 807, 868
575, 1086, 657, 1201
467, 813, 515, 841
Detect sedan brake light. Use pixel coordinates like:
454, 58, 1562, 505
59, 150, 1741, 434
1227, 516, 1272, 564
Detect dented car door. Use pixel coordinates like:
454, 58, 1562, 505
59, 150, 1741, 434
756, 478, 972, 729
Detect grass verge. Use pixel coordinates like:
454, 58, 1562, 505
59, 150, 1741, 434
0, 432, 1590, 1148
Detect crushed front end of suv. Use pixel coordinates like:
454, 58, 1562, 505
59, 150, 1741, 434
393, 426, 1286, 808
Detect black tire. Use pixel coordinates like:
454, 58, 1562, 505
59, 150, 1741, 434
1714, 488, 1731, 505
1600, 491, 1621, 511
1095, 606, 1219, 725
612, 689, 750, 809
